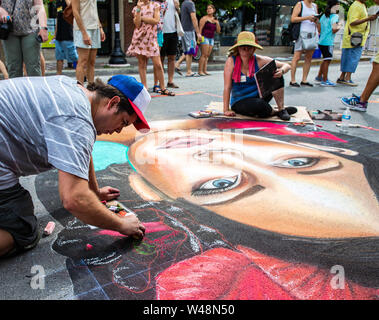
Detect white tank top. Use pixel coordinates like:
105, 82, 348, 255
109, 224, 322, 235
73, 0, 99, 30
300, 1, 317, 33
163, 0, 177, 33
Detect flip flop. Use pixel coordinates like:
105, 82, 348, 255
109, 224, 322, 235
167, 82, 179, 88
161, 88, 175, 96
175, 68, 183, 76
185, 73, 201, 77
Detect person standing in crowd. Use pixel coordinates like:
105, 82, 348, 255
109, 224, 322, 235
341, 52, 379, 112
0, 0, 48, 78
55, 0, 78, 75
160, 0, 180, 88
289, 0, 320, 88
198, 4, 220, 76
72, 0, 105, 84
340, 0, 379, 111
314, 0, 342, 86
128, 0, 175, 96
152, 0, 168, 93
337, 0, 377, 86
180, 0, 202, 77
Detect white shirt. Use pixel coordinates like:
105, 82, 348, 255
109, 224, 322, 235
162, 0, 177, 33
300, 1, 317, 33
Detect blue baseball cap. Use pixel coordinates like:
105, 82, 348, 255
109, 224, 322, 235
108, 75, 151, 131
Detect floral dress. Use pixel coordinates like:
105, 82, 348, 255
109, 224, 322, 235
127, 1, 161, 57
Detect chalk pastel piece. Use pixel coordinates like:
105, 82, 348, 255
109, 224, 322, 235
86, 244, 93, 251
43, 221, 55, 236
108, 205, 118, 212
116, 202, 136, 217
117, 210, 135, 217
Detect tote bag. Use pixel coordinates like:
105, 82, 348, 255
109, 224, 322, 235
175, 11, 184, 37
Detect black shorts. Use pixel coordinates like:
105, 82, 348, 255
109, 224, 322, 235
0, 183, 39, 251
318, 44, 333, 60
160, 32, 178, 57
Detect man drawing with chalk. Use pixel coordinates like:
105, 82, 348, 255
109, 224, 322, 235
0, 75, 149, 258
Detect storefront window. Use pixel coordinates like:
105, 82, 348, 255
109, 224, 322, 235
252, 6, 273, 46
274, 5, 293, 46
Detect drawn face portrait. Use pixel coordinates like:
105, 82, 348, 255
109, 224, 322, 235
128, 129, 379, 239
37, 119, 379, 300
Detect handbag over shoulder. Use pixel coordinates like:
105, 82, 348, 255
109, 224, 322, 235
63, 2, 74, 25
348, 23, 368, 47
289, 1, 303, 41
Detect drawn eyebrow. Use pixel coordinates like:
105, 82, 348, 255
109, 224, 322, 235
297, 161, 343, 175
205, 184, 265, 206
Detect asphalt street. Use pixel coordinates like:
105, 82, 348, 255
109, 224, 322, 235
95, 60, 378, 142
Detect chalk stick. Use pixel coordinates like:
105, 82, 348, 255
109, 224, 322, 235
43, 221, 55, 236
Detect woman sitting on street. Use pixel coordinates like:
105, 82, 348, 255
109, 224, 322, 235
223, 31, 295, 121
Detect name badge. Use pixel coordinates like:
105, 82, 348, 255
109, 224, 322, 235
240, 75, 247, 83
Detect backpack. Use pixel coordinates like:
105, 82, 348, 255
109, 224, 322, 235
288, 1, 303, 41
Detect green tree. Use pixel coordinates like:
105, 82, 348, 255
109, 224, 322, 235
193, 0, 255, 16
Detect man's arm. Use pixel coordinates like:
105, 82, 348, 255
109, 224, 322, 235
58, 170, 145, 238
88, 156, 120, 201
190, 12, 201, 40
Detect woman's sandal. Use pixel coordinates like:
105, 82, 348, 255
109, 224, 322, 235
153, 85, 162, 93
161, 88, 175, 96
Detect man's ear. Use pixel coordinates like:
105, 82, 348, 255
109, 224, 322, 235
128, 172, 163, 201
108, 96, 121, 110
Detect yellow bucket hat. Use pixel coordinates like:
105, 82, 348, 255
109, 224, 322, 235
228, 31, 263, 53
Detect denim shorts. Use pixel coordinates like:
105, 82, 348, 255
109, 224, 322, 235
55, 40, 78, 62
340, 47, 363, 73
0, 183, 39, 251
200, 36, 214, 46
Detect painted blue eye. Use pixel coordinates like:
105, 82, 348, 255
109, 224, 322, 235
192, 175, 240, 196
275, 157, 318, 168
209, 179, 235, 189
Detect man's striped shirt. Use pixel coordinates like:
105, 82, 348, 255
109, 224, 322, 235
0, 76, 96, 190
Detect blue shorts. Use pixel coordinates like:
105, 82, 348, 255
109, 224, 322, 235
340, 47, 363, 73
55, 40, 78, 62
200, 36, 214, 46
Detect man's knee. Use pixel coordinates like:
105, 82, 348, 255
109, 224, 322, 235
0, 229, 15, 258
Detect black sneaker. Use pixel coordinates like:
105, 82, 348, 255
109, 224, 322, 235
277, 109, 291, 121
285, 106, 298, 115
290, 82, 300, 87
300, 81, 314, 87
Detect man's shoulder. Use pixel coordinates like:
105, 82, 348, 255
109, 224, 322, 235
182, 0, 195, 10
